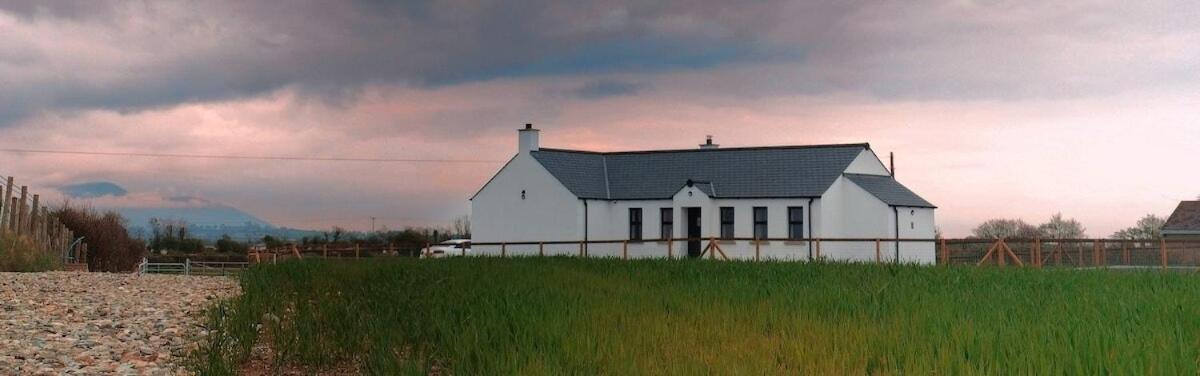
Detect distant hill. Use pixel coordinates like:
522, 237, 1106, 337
119, 205, 321, 242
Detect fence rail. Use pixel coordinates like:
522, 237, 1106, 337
137, 257, 250, 276
239, 237, 1200, 270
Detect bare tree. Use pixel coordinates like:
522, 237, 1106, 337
451, 215, 471, 238
1110, 214, 1165, 240
1037, 213, 1086, 239
970, 219, 1039, 239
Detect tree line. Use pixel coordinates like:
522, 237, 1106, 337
969, 212, 1166, 240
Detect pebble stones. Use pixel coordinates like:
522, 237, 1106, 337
0, 272, 238, 375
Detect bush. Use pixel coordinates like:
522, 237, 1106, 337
0, 232, 59, 272
54, 205, 146, 272
216, 235, 249, 254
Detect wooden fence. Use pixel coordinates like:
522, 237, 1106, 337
0, 176, 87, 270
244, 237, 1200, 270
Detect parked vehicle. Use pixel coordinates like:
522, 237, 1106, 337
420, 239, 471, 258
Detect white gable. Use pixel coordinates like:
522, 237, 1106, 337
843, 149, 891, 175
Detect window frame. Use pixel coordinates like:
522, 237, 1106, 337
629, 208, 643, 240
753, 207, 768, 240
720, 207, 735, 239
788, 207, 805, 240
660, 208, 674, 240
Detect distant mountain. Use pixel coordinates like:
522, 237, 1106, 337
60, 182, 128, 198
119, 205, 321, 242
119, 204, 271, 229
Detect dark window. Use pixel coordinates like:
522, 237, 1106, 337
753, 207, 768, 239
720, 207, 735, 239
788, 207, 805, 240
629, 208, 643, 240
660, 208, 674, 240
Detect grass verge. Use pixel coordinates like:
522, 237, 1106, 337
192, 257, 1200, 375
0, 232, 59, 272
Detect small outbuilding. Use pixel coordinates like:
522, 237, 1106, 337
470, 125, 937, 263
1163, 201, 1200, 238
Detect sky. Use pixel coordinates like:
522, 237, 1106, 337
0, 1, 1198, 236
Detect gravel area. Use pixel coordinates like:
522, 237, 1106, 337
0, 272, 239, 375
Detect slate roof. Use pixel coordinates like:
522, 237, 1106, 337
1163, 201, 1200, 234
843, 173, 936, 208
529, 143, 928, 205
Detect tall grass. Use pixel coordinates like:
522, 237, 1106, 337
0, 232, 59, 272
194, 258, 1200, 375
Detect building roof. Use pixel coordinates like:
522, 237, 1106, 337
1163, 201, 1200, 234
530, 143, 927, 202
843, 173, 936, 208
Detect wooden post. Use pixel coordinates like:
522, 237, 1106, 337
578, 241, 584, 257
29, 195, 39, 238
538, 242, 544, 257
501, 242, 507, 258
876, 239, 882, 264
709, 237, 716, 260
1160, 238, 1167, 271
356, 243, 361, 259
1122, 241, 1129, 265
754, 238, 760, 262
1034, 238, 1042, 268
322, 244, 328, 258
0, 176, 11, 233
622, 241, 628, 260
815, 238, 821, 260
16, 186, 27, 235
423, 242, 430, 258
667, 239, 673, 259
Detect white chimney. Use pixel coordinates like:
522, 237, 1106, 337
518, 123, 540, 153
699, 135, 719, 149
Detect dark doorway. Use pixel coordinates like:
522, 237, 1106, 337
686, 207, 702, 258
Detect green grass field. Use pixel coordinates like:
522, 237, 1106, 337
192, 257, 1200, 375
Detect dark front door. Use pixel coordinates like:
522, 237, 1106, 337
686, 207, 702, 258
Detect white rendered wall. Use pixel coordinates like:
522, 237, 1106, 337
471, 153, 584, 256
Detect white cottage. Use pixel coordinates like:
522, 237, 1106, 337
471, 125, 937, 263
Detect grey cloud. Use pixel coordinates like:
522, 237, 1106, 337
0, 0, 801, 125
3, 0, 1200, 127
570, 80, 646, 99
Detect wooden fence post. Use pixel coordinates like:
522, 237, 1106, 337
538, 242, 544, 257
754, 238, 760, 262
1, 176, 11, 233
578, 241, 584, 257
814, 238, 821, 260
1122, 241, 1129, 265
29, 195, 39, 238
1160, 238, 1167, 271
356, 243, 361, 259
322, 244, 328, 258
501, 242, 507, 258
876, 239, 882, 264
622, 241, 628, 260
17, 186, 27, 235
667, 239, 673, 259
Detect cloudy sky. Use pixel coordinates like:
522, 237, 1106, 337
1, 1, 1198, 236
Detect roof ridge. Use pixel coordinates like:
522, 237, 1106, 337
537, 142, 870, 155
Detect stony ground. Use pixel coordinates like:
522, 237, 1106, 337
0, 272, 239, 375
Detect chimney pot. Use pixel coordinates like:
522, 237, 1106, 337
699, 135, 720, 149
